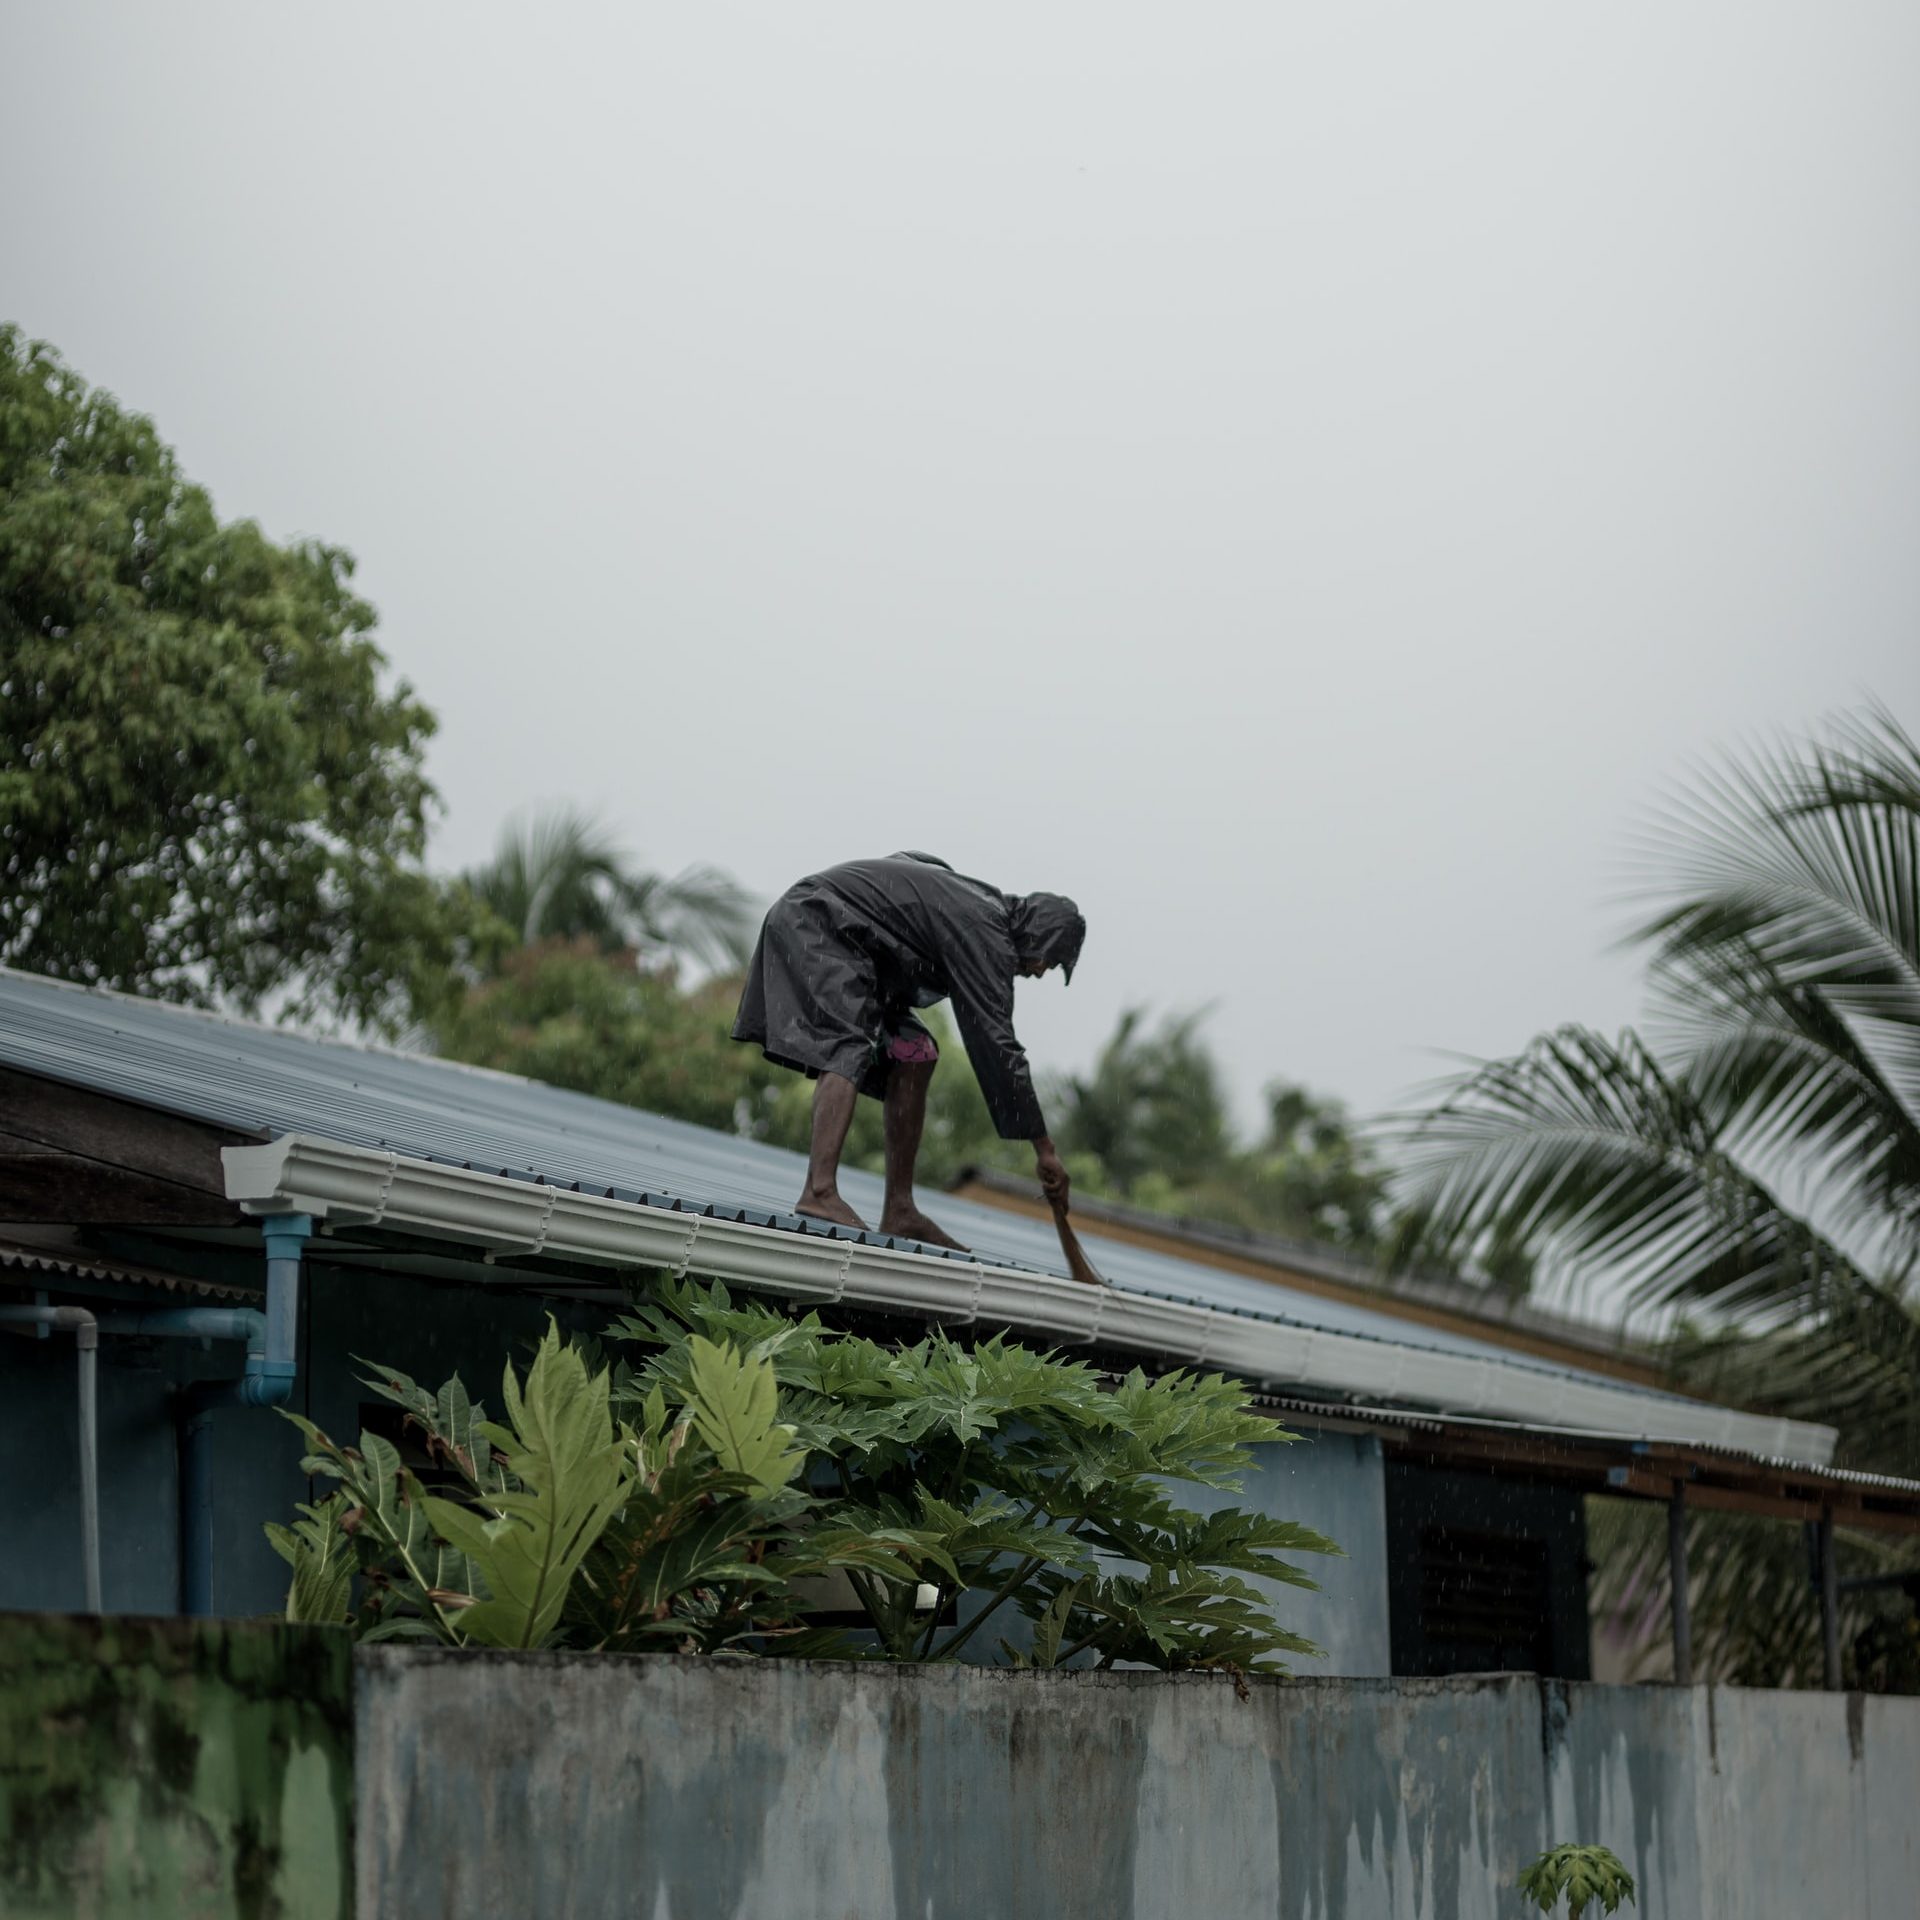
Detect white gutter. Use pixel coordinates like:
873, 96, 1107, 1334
222, 1135, 1839, 1468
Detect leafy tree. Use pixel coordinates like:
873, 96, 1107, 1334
1057, 1007, 1235, 1194
0, 326, 471, 1031
464, 804, 755, 973
1396, 705, 1920, 1685
1162, 1080, 1391, 1251
1050, 1007, 1391, 1252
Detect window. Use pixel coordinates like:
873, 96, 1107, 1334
1414, 1524, 1553, 1675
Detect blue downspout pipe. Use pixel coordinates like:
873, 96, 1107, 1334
164, 1215, 311, 1615
179, 1221, 307, 1612
177, 1215, 311, 1614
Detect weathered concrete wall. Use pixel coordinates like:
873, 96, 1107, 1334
354, 1647, 1920, 1920
1545, 1679, 1920, 1918
0, 1612, 352, 1920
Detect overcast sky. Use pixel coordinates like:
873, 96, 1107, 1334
6, 4, 1916, 1130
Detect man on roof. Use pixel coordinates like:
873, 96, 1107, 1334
732, 851, 1085, 1250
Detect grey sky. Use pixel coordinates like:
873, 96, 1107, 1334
6, 4, 1916, 1130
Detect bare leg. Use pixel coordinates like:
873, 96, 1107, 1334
878, 1058, 969, 1251
796, 1072, 869, 1229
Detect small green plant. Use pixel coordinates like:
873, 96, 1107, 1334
1517, 1844, 1636, 1917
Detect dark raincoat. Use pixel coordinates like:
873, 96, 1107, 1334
732, 852, 1086, 1141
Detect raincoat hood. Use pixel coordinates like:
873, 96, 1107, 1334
1009, 891, 1086, 983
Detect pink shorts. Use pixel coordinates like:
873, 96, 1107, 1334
886, 1031, 940, 1066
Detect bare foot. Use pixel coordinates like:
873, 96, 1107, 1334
880, 1205, 971, 1253
795, 1189, 870, 1232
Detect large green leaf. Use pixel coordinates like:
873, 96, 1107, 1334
420, 1321, 632, 1650
683, 1335, 804, 1495
264, 1495, 354, 1626
279, 1411, 478, 1637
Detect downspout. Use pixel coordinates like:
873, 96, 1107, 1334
85, 1217, 312, 1615
0, 1304, 101, 1612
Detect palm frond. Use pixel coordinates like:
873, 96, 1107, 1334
463, 807, 757, 972
1644, 951, 1920, 1253
466, 806, 630, 947
1391, 1025, 1870, 1320
1666, 1285, 1920, 1475
1632, 711, 1920, 1088
620, 864, 758, 971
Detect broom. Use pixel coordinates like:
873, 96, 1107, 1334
1047, 1191, 1107, 1288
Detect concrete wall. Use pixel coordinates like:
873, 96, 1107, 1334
356, 1647, 1920, 1920
0, 1612, 352, 1920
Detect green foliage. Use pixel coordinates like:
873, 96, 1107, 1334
682, 1335, 806, 1494
416, 1324, 633, 1649
1153, 1079, 1393, 1252
275, 1415, 480, 1644
463, 804, 755, 972
0, 326, 475, 1031
269, 1289, 1334, 1670
263, 1498, 355, 1627
270, 1312, 933, 1655
613, 1279, 1338, 1673
1398, 703, 1920, 1687
432, 944, 770, 1135
1059, 1007, 1236, 1193
278, 1322, 637, 1648
1517, 1843, 1636, 1916
1054, 1009, 1391, 1250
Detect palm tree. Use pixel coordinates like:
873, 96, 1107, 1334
1394, 704, 1920, 1686
464, 807, 757, 974
1056, 1007, 1236, 1196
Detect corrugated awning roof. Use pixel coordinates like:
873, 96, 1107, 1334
0, 1231, 258, 1301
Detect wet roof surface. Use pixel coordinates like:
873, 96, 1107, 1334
0, 967, 1671, 1393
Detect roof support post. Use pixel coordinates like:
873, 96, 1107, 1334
1818, 1508, 1842, 1691
1667, 1478, 1693, 1687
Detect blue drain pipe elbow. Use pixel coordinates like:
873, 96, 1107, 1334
181, 1214, 311, 1614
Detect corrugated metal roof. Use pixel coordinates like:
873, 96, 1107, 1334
955, 1163, 1647, 1367
0, 967, 1700, 1403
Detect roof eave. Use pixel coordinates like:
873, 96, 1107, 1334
226, 1134, 1840, 1468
